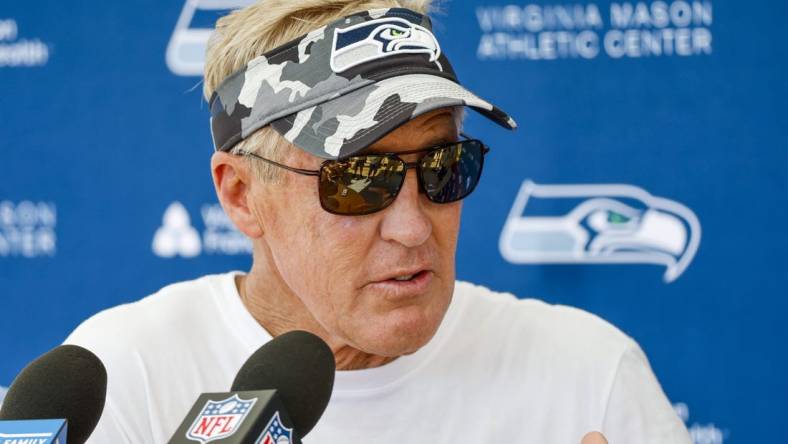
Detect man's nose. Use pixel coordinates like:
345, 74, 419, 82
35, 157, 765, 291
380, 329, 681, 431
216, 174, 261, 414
379, 170, 432, 248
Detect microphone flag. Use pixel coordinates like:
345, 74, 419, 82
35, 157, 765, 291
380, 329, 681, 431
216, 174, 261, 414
0, 419, 67, 444
257, 412, 293, 444
186, 394, 256, 443
169, 390, 298, 444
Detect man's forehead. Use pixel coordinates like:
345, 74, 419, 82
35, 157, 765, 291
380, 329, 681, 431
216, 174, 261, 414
363, 109, 459, 153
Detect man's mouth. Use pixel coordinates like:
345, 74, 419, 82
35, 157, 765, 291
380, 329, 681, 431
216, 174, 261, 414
386, 269, 429, 282
367, 269, 434, 300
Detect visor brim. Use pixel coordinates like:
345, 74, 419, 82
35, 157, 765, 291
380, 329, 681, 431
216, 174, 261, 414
270, 73, 516, 159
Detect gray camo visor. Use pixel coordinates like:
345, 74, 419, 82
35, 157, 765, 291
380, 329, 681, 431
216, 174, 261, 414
209, 8, 517, 159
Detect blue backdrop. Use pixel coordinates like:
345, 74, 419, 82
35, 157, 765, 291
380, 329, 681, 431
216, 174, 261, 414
2, 1, 785, 442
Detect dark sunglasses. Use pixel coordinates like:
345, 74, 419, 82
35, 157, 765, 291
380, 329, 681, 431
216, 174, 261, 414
236, 137, 489, 216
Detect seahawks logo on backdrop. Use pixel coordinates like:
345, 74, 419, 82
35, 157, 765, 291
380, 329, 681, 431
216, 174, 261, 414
330, 17, 442, 73
166, 0, 256, 76
499, 180, 701, 283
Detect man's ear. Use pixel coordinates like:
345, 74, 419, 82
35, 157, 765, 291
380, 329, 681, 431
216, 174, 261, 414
211, 151, 264, 239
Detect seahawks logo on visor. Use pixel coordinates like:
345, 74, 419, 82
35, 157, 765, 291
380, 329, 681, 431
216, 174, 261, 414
330, 17, 442, 73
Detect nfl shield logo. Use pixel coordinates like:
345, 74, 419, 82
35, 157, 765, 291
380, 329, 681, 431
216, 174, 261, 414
255, 411, 293, 444
186, 394, 258, 443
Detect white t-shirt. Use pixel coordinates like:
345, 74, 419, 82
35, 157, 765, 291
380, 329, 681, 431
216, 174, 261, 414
65, 272, 690, 444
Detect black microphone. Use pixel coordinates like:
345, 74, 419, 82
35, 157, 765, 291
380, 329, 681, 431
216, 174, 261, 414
0, 344, 108, 444
169, 330, 335, 444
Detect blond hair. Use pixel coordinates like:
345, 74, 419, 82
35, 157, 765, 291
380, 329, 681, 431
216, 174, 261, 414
204, 0, 435, 182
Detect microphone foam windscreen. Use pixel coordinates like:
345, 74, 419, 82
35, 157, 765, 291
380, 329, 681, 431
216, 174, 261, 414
0, 344, 107, 444
231, 330, 335, 437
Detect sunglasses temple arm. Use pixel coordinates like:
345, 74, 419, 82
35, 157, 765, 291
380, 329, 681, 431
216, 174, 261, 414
237, 150, 321, 176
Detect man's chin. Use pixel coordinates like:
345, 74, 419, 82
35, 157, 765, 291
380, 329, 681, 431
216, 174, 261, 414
357, 308, 446, 357
358, 336, 431, 359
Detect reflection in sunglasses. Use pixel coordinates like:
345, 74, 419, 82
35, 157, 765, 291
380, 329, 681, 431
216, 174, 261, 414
346, 177, 372, 193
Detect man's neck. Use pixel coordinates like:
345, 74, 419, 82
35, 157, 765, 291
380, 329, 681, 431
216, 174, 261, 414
235, 272, 398, 371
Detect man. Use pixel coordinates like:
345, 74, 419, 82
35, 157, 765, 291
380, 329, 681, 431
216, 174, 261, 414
66, 1, 691, 443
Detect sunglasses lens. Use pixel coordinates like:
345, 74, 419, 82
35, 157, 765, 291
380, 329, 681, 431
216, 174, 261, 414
420, 140, 485, 203
319, 155, 406, 215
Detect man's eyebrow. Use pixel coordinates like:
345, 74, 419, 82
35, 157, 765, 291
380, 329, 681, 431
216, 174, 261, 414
421, 134, 456, 146
364, 136, 450, 154
421, 112, 460, 143
363, 112, 458, 153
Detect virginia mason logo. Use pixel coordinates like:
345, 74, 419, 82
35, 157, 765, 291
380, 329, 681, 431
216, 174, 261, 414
152, 202, 201, 258
152, 201, 251, 258
499, 180, 701, 282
